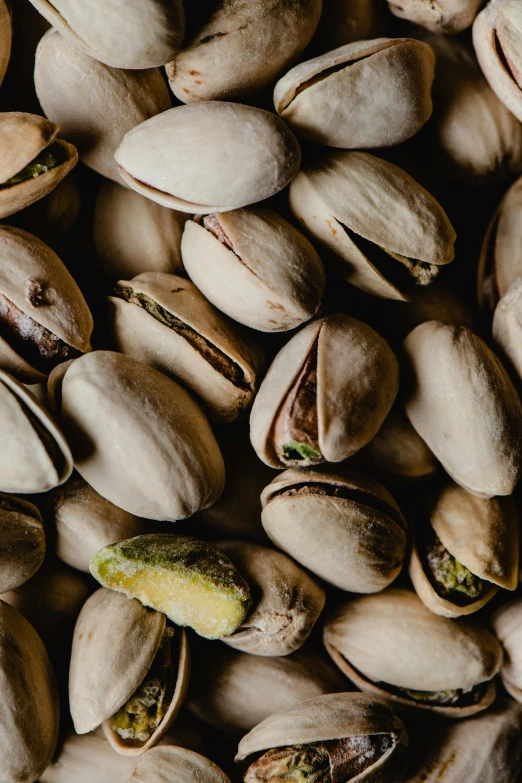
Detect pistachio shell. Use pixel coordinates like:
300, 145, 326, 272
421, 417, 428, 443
11, 170, 82, 246
493, 277, 522, 380
0, 494, 45, 592
261, 467, 407, 593
402, 321, 522, 497
115, 103, 301, 214
399, 283, 476, 335
492, 598, 522, 698
48, 351, 224, 521
315, 0, 381, 50
181, 208, 325, 332
389, 0, 483, 33
35, 30, 171, 183
0, 0, 11, 88
40, 729, 138, 783
131, 747, 230, 783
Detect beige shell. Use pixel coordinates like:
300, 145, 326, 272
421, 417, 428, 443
48, 351, 225, 521
0, 112, 77, 220
114, 103, 301, 214
40, 729, 138, 783
324, 588, 503, 717
218, 542, 325, 656
0, 0, 11, 88
388, 0, 483, 33
166, 0, 321, 103
0, 494, 45, 593
93, 182, 187, 279
108, 272, 265, 424
274, 38, 434, 149
181, 208, 325, 333
131, 747, 230, 783
315, 0, 381, 50
402, 321, 522, 497
493, 278, 522, 382
492, 598, 522, 700
410, 481, 519, 618
27, 0, 184, 69
0, 600, 59, 783
261, 467, 407, 593
11, 170, 82, 247
35, 30, 171, 183
250, 314, 399, 468
289, 151, 455, 301
0, 225, 93, 383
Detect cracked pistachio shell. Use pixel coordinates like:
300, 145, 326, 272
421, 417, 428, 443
166, 0, 321, 103
93, 182, 187, 279
474, 0, 522, 123
492, 598, 522, 701
402, 321, 522, 497
0, 600, 59, 783
493, 277, 522, 380
27, 0, 184, 69
0, 494, 45, 593
261, 467, 407, 593
187, 646, 345, 735
132, 747, 230, 783
0, 226, 93, 383
35, 30, 171, 184
274, 38, 434, 149
48, 351, 224, 521
40, 729, 137, 783
114, 103, 301, 215
324, 588, 503, 717
0, 112, 77, 220
289, 151, 455, 301
410, 481, 519, 618
315, 0, 381, 50
218, 542, 325, 657
250, 314, 399, 468
389, 0, 482, 33
181, 208, 325, 332
108, 272, 265, 424
0, 0, 11, 88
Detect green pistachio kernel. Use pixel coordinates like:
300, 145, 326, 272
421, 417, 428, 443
1, 142, 67, 188
282, 441, 322, 462
426, 533, 486, 601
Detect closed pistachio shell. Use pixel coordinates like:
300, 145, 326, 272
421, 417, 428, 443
40, 729, 137, 783
493, 277, 522, 380
27, 0, 184, 69
389, 0, 482, 33
181, 208, 325, 333
35, 30, 171, 184
48, 351, 225, 521
115, 103, 301, 215
289, 151, 455, 301
0, 494, 45, 593
0, 600, 59, 783
261, 467, 407, 593
402, 321, 522, 497
274, 39, 434, 148
492, 598, 522, 700
108, 272, 264, 424
0, 0, 11, 88
166, 0, 321, 103
131, 747, 230, 783
315, 0, 381, 50
250, 314, 399, 468
324, 588, 503, 717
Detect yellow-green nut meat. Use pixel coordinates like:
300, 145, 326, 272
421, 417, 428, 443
274, 38, 435, 149
250, 314, 399, 469
48, 351, 225, 521
90, 534, 252, 640
0, 0, 11, 89
0, 112, 77, 220
114, 103, 301, 214
492, 598, 522, 703
0, 494, 45, 593
131, 747, 231, 783
388, 0, 483, 33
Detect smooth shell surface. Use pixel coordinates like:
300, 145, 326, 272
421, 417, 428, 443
0, 495, 45, 593
0, 0, 11, 88
131, 747, 231, 783
40, 729, 137, 783
389, 0, 483, 33
492, 599, 522, 697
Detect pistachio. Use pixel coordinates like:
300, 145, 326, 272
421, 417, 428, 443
48, 351, 225, 521
35, 30, 171, 183
388, 0, 483, 33
410, 481, 519, 617
0, 0, 11, 89
315, 0, 381, 51
402, 321, 522, 497
131, 747, 231, 783
493, 277, 522, 383
166, 0, 321, 103
27, 0, 184, 68
289, 151, 455, 301
261, 467, 407, 593
70, 588, 189, 756
492, 598, 522, 703
181, 208, 325, 332
398, 283, 476, 336
250, 314, 399, 469
10, 170, 82, 247
108, 272, 265, 424
324, 588, 503, 717
0, 112, 77, 220
40, 729, 138, 783
114, 103, 301, 214
90, 534, 252, 640
0, 494, 45, 593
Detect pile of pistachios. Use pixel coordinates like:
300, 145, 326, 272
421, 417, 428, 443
3, 0, 522, 781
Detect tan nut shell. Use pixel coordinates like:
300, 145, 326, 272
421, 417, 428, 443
289, 151, 455, 301
108, 272, 264, 424
115, 103, 301, 215
181, 208, 325, 332
316, 0, 381, 50
274, 38, 434, 148
250, 314, 399, 468
41, 730, 137, 783
35, 30, 171, 184
218, 542, 325, 657
324, 588, 502, 717
132, 747, 230, 783
389, 0, 483, 33
0, 494, 45, 593
27, 0, 184, 69
0, 226, 93, 383
0, 0, 11, 88
0, 600, 59, 783
403, 321, 522, 497
493, 277, 522, 380
492, 598, 522, 699
261, 467, 407, 593
167, 0, 321, 103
